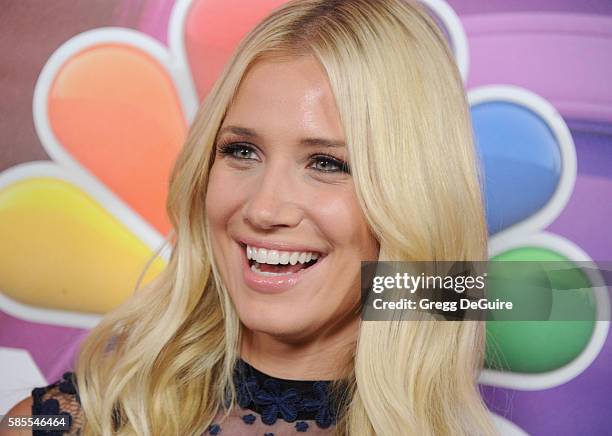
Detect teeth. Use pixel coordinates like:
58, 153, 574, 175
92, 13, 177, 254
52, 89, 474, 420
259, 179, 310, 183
246, 244, 321, 265
256, 248, 267, 264
268, 250, 279, 264
251, 262, 293, 276
289, 252, 299, 265
279, 252, 290, 265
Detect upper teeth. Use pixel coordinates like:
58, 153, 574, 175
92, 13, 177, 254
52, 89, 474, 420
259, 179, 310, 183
246, 245, 319, 265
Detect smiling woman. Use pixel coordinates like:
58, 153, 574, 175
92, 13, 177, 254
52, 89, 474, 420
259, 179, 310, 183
3, 0, 497, 435
206, 56, 379, 363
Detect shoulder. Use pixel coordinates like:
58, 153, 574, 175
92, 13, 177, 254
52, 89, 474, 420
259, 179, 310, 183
2, 372, 83, 436
0, 397, 32, 436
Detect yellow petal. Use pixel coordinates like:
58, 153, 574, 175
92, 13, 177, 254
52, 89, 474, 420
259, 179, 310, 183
0, 177, 166, 314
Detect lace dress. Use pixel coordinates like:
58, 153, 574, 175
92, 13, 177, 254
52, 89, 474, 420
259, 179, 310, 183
31, 358, 344, 435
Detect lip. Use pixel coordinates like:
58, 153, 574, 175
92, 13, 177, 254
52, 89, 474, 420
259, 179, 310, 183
239, 241, 327, 294
237, 236, 327, 255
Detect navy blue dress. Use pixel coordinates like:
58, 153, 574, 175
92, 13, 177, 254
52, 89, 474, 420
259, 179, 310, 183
31, 358, 343, 435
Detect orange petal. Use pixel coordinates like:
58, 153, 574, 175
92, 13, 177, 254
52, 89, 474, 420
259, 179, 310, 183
47, 43, 187, 234
185, 0, 289, 100
0, 176, 166, 314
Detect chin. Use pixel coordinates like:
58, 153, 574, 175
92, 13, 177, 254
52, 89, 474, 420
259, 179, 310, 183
238, 304, 315, 340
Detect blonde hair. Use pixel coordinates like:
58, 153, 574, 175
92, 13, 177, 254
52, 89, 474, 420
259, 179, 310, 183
74, 0, 497, 435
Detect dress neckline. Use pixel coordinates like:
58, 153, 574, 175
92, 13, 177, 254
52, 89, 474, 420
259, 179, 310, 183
232, 357, 345, 428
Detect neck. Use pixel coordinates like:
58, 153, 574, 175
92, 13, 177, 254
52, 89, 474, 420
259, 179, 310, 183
240, 316, 358, 381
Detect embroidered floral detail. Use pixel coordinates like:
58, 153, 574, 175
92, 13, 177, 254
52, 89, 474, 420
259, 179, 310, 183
208, 423, 221, 435
232, 358, 343, 426
31, 380, 75, 436
300, 381, 335, 428
59, 371, 82, 406
241, 413, 257, 424
236, 375, 259, 408
31, 387, 47, 414
32, 393, 73, 436
40, 398, 60, 415
295, 420, 309, 432
254, 379, 301, 425
59, 372, 77, 395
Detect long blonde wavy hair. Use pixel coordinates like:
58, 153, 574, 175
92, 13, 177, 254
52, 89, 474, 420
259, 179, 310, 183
74, 0, 497, 434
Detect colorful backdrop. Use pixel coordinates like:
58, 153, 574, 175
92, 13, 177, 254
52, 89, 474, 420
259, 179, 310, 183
1, 1, 611, 434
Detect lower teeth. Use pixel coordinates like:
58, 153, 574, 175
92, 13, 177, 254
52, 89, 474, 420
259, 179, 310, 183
250, 262, 293, 276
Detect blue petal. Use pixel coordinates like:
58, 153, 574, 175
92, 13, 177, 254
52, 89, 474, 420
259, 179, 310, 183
471, 101, 563, 234
314, 382, 329, 397
300, 397, 322, 411
279, 402, 298, 422
241, 413, 256, 425
280, 388, 300, 403
255, 390, 275, 405
316, 406, 333, 429
261, 404, 280, 425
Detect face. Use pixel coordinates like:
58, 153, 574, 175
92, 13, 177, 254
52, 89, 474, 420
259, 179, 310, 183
205, 55, 379, 342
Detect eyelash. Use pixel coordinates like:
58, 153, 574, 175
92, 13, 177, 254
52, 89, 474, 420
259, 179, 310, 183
216, 142, 351, 174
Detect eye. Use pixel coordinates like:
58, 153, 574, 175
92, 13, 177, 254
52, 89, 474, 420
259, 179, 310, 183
309, 154, 350, 174
217, 142, 259, 160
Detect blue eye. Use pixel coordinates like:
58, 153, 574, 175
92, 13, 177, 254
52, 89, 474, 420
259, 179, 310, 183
216, 143, 350, 175
217, 143, 258, 160
310, 155, 351, 174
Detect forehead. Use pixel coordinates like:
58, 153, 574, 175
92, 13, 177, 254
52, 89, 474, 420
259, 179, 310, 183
223, 55, 344, 140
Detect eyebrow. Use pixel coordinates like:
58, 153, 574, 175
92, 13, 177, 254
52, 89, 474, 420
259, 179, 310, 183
217, 125, 346, 148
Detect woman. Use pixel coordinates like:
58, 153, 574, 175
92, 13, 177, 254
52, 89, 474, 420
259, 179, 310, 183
4, 0, 497, 434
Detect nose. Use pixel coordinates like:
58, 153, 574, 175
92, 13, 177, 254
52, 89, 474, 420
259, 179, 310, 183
243, 161, 304, 230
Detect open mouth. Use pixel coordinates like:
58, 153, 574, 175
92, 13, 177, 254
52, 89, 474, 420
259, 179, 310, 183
240, 243, 322, 276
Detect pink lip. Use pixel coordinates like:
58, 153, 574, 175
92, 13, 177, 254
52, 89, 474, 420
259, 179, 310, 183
240, 243, 327, 294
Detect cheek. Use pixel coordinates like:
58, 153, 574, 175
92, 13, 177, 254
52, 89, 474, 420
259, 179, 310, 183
205, 165, 245, 288
312, 188, 375, 254
205, 164, 241, 226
